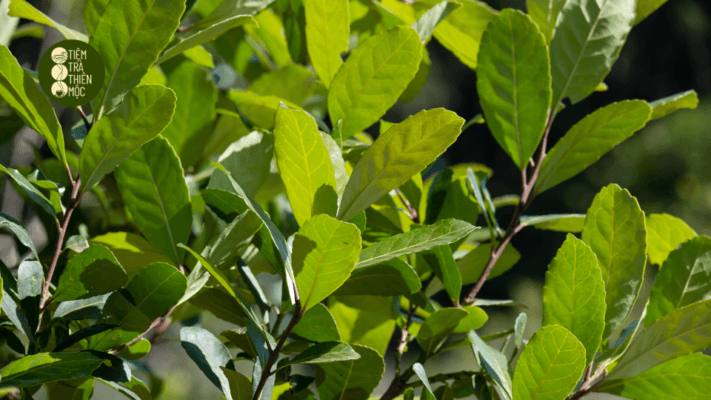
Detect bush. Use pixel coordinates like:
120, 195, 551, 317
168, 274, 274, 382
0, 0, 708, 399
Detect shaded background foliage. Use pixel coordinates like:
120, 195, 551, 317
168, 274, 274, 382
1, 0, 710, 399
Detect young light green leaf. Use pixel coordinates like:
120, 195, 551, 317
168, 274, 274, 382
411, 1, 461, 43
646, 236, 711, 326
282, 342, 359, 368
542, 234, 606, 362
635, 0, 670, 25
115, 136, 191, 265
292, 303, 340, 342
417, 308, 468, 358
649, 89, 699, 120
337, 108, 464, 221
335, 258, 420, 297
469, 329, 513, 400
320, 132, 349, 197
0, 211, 39, 260
329, 295, 396, 355
294, 214, 361, 311
159, 62, 218, 169
211, 162, 298, 305
316, 344, 384, 400
526, 0, 566, 43
422, 245, 461, 304
646, 213, 696, 266
181, 327, 234, 400
356, 218, 475, 268
8, 0, 87, 41
453, 306, 488, 333
0, 45, 66, 166
304, 0, 348, 87
328, 26, 422, 141
582, 184, 647, 338
274, 106, 338, 225
535, 101, 652, 193
426, 243, 520, 297
549, 0, 635, 108
90, 232, 174, 279
432, 0, 495, 69
89, 0, 185, 118
80, 85, 177, 192
608, 299, 711, 379
476, 9, 551, 169
413, 363, 436, 399
519, 214, 585, 232
53, 245, 127, 303
513, 325, 586, 400
0, 352, 105, 388
155, 15, 255, 66
600, 353, 711, 400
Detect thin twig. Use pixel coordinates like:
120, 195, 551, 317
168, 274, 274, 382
395, 303, 416, 375
395, 188, 419, 223
39, 177, 82, 314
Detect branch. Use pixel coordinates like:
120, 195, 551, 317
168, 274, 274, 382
395, 188, 419, 223
39, 176, 82, 313
253, 301, 303, 400
463, 113, 556, 305
568, 362, 609, 400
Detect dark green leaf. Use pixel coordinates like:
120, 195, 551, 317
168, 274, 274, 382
469, 329, 513, 400
283, 342, 359, 368
292, 303, 340, 342
527, 0, 566, 43
329, 295, 396, 356
335, 258, 421, 296
53, 245, 127, 302
0, 352, 104, 388
416, 308, 468, 358
208, 130, 274, 197
180, 326, 235, 400
413, 363, 436, 399
422, 245, 461, 304
53, 293, 111, 321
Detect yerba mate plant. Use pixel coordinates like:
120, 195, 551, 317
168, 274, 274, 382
0, 0, 708, 399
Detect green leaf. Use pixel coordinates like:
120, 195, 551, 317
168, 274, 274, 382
422, 245, 461, 304
453, 305, 488, 333
89, 0, 185, 119
17, 259, 42, 329
608, 299, 711, 379
159, 62, 218, 169
328, 25, 422, 141
0, 44, 66, 166
356, 218, 475, 268
635, 0, 669, 25
89, 232, 174, 279
320, 132, 349, 197
304, 0, 348, 88
0, 352, 104, 388
549, 0, 635, 108
294, 214, 361, 311
335, 258, 420, 296
646, 213, 696, 266
53, 293, 111, 321
155, 15, 255, 66
413, 363, 436, 399
600, 353, 711, 400
0, 0, 19, 47
519, 214, 585, 232
646, 236, 711, 326
115, 136, 192, 265
338, 109, 463, 220
316, 344, 384, 400
182, 45, 214, 68
283, 342, 359, 368
206, 210, 263, 270
416, 308, 468, 358
46, 377, 95, 400
1, 287, 35, 344
191, 288, 245, 326
250, 65, 316, 106
329, 295, 396, 355
119, 339, 151, 361
428, 171, 479, 227
526, 0, 566, 43
582, 184, 647, 338
432, 0, 495, 69
469, 329, 513, 400
426, 243, 520, 297
90, 262, 186, 350
80, 85, 177, 192
0, 211, 39, 260
649, 89, 699, 120
477, 9, 551, 168
0, 165, 57, 217
274, 106, 338, 225
512, 325, 585, 400
180, 327, 234, 400
8, 0, 87, 41
411, 1, 461, 43
83, 0, 109, 36
292, 303, 340, 342
53, 245, 127, 302
247, 9, 292, 67
400, 47, 431, 103
208, 131, 274, 197
535, 101, 652, 193
542, 234, 605, 362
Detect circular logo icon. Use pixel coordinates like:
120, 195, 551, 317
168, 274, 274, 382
39, 40, 104, 107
